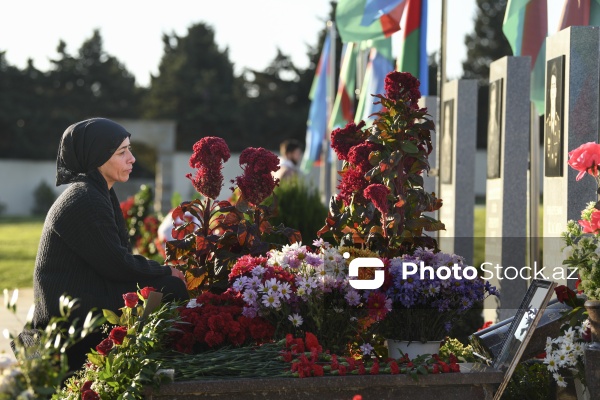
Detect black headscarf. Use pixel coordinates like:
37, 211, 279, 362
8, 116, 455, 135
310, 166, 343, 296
55, 118, 133, 250
56, 118, 131, 186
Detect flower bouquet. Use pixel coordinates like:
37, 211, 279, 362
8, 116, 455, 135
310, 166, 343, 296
372, 248, 497, 344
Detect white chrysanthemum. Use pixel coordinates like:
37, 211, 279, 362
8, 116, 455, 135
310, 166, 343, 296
544, 355, 559, 372
562, 327, 576, 343
555, 350, 569, 367
242, 289, 258, 305
186, 299, 200, 308
262, 292, 281, 308
562, 245, 574, 259
279, 282, 292, 299
345, 289, 361, 306
288, 313, 303, 327
248, 275, 262, 290
553, 373, 567, 387
232, 277, 247, 292
262, 278, 280, 293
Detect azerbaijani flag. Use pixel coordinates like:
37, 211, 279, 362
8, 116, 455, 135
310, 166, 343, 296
336, 0, 407, 43
301, 34, 332, 172
354, 38, 395, 126
502, 0, 548, 115
558, 0, 600, 31
396, 0, 428, 95
329, 42, 358, 130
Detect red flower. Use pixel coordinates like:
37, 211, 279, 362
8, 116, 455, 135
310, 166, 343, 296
305, 332, 321, 352
555, 285, 577, 304
95, 338, 114, 356
187, 137, 230, 199
389, 360, 399, 374
477, 321, 493, 331
81, 381, 93, 392
331, 121, 367, 161
140, 286, 156, 299
311, 364, 324, 377
579, 209, 600, 233
338, 364, 347, 376
384, 71, 421, 106
567, 142, 600, 181
82, 390, 100, 400
229, 255, 268, 281
366, 291, 389, 321
348, 142, 382, 174
370, 361, 380, 375
205, 331, 225, 347
450, 363, 460, 373
122, 292, 139, 308
363, 184, 390, 215
431, 364, 440, 374
235, 148, 280, 206
109, 326, 128, 345
353, 396, 363, 400
336, 168, 369, 206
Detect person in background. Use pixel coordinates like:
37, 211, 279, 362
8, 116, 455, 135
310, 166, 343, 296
273, 139, 304, 181
29, 118, 188, 372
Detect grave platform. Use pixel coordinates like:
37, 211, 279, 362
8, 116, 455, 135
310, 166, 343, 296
144, 363, 503, 400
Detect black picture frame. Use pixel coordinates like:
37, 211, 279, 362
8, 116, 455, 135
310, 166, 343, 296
491, 279, 558, 400
440, 99, 454, 184
487, 79, 503, 179
544, 55, 565, 177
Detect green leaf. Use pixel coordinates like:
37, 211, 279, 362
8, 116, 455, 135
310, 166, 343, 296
400, 140, 419, 154
103, 309, 121, 325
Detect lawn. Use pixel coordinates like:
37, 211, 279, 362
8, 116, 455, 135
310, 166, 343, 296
0, 217, 44, 289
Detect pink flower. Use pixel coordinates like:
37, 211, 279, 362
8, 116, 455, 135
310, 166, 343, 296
331, 121, 367, 161
579, 209, 600, 233
363, 184, 390, 215
568, 142, 600, 181
235, 147, 280, 205
384, 71, 421, 107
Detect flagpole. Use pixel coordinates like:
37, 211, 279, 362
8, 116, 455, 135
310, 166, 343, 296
320, 20, 336, 205
437, 0, 447, 198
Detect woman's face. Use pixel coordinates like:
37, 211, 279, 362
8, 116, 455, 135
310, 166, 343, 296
98, 138, 135, 189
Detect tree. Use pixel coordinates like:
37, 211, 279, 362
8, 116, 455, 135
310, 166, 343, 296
142, 23, 240, 152
462, 0, 512, 149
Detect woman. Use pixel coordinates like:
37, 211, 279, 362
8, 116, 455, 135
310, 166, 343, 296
31, 118, 188, 371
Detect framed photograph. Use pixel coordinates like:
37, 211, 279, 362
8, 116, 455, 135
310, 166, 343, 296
487, 79, 502, 179
440, 99, 454, 184
492, 279, 558, 400
544, 55, 565, 177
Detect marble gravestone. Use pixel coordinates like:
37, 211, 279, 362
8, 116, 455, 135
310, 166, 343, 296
483, 56, 530, 323
438, 80, 477, 264
543, 26, 600, 288
419, 96, 440, 225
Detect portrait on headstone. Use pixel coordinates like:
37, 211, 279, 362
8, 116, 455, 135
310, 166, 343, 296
487, 79, 503, 179
440, 99, 454, 184
544, 56, 564, 177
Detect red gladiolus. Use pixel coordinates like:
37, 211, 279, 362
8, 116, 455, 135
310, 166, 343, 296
82, 390, 100, 400
122, 292, 139, 308
579, 209, 600, 233
140, 286, 156, 299
235, 147, 280, 206
109, 326, 128, 345
95, 338, 114, 356
567, 142, 600, 181
363, 184, 390, 215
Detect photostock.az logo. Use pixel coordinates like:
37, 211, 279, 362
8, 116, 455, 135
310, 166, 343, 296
346, 253, 384, 290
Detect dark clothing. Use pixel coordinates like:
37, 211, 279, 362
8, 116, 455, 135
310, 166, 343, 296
32, 171, 188, 371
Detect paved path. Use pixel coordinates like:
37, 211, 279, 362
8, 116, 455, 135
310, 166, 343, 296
0, 287, 34, 360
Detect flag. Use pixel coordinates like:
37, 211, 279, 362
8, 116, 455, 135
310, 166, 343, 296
301, 34, 332, 172
354, 38, 395, 126
329, 42, 358, 130
502, 0, 548, 115
336, 0, 407, 43
396, 0, 429, 95
558, 0, 600, 31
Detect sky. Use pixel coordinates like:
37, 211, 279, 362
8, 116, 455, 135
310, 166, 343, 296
0, 1, 563, 88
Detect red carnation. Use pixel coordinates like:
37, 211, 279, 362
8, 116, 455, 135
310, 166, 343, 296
389, 360, 399, 374
363, 184, 390, 215
331, 120, 367, 161
236, 147, 280, 206
82, 390, 100, 400
109, 326, 128, 345
140, 286, 156, 299
122, 292, 139, 308
95, 338, 114, 356
370, 361, 380, 375
384, 71, 421, 106
305, 332, 321, 352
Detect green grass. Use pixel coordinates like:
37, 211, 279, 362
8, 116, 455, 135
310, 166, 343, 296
0, 217, 44, 289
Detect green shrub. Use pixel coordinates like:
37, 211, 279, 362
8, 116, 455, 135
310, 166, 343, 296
265, 178, 328, 245
31, 181, 56, 216
501, 361, 553, 400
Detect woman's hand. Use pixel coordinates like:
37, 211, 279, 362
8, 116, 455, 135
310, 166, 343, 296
170, 267, 185, 282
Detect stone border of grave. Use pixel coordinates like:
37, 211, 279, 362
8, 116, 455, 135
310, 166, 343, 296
144, 363, 503, 400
